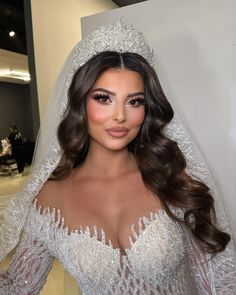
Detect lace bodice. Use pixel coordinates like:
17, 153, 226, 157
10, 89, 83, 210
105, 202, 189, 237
26, 202, 192, 294
1, 200, 236, 295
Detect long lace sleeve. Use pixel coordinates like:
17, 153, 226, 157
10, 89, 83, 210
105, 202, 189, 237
184, 225, 236, 294
0, 229, 53, 295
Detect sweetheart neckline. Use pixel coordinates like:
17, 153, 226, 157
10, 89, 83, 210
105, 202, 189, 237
30, 199, 181, 255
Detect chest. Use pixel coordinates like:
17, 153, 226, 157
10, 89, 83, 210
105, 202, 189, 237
59, 175, 163, 251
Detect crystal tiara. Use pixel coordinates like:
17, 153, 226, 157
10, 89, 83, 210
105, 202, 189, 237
71, 18, 154, 71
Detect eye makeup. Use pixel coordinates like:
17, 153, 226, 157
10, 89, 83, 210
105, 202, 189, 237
90, 90, 145, 107
127, 97, 145, 107
92, 93, 111, 104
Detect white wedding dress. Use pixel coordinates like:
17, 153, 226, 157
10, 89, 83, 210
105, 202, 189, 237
0, 198, 236, 295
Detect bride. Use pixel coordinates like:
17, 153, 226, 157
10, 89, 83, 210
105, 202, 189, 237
0, 20, 236, 295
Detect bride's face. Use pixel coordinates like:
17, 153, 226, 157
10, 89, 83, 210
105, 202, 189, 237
86, 68, 145, 151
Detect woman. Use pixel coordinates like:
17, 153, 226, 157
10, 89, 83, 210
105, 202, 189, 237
0, 20, 236, 295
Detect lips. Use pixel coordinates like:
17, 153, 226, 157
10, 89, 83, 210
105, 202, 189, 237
105, 126, 129, 138
105, 126, 129, 132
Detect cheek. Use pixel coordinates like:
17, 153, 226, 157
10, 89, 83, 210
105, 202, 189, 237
86, 100, 109, 123
128, 108, 145, 127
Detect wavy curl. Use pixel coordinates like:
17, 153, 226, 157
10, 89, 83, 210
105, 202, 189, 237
53, 51, 230, 254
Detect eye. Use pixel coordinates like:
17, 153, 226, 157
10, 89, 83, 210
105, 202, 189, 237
92, 93, 111, 104
128, 98, 145, 107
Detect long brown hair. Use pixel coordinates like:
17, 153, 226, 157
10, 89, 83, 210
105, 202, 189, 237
53, 51, 230, 253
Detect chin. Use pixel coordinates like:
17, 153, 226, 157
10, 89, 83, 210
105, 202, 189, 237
103, 142, 130, 151
98, 137, 135, 151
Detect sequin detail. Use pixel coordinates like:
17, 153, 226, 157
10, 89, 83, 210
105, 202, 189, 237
29, 201, 187, 293
1, 201, 236, 294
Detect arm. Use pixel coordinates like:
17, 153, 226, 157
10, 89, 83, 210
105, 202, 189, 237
0, 183, 62, 295
184, 226, 236, 295
0, 230, 54, 295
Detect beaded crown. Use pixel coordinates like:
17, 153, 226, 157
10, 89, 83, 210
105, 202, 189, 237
71, 18, 154, 71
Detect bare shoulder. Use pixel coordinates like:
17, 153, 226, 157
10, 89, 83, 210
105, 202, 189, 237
34, 169, 83, 211
35, 180, 63, 210
34, 169, 87, 223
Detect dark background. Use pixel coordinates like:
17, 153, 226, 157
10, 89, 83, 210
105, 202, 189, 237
0, 82, 33, 139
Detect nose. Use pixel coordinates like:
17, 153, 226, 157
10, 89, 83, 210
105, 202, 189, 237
112, 103, 126, 123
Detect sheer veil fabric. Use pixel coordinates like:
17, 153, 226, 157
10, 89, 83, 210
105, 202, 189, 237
0, 18, 235, 287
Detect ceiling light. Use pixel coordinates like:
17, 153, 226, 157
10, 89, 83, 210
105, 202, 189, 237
9, 30, 16, 37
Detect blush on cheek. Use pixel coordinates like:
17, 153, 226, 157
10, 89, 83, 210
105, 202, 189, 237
86, 99, 109, 123
129, 109, 145, 126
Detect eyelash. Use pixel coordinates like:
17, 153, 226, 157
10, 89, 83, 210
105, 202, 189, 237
92, 93, 111, 103
92, 93, 145, 106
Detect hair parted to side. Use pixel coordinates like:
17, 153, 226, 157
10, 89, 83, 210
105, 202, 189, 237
53, 51, 230, 254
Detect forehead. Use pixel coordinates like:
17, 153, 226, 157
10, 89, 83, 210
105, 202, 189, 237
92, 68, 144, 91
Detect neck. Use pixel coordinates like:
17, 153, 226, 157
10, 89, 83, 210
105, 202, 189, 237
79, 141, 138, 179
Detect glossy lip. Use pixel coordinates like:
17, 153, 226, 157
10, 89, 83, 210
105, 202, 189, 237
105, 126, 129, 132
105, 126, 129, 138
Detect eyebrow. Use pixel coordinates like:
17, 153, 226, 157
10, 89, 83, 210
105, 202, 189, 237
90, 88, 144, 97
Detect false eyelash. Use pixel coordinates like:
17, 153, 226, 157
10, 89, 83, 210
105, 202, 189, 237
91, 93, 145, 106
133, 98, 145, 104
129, 98, 146, 105
92, 93, 110, 100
